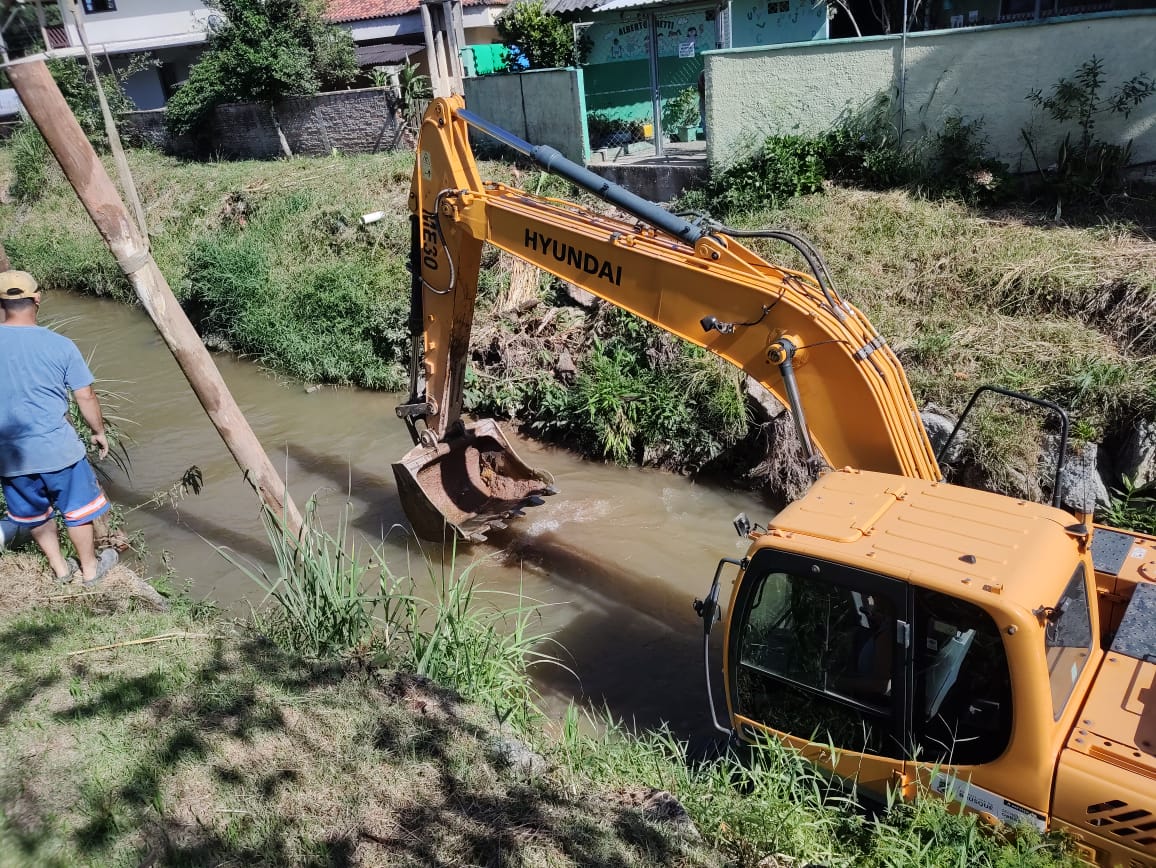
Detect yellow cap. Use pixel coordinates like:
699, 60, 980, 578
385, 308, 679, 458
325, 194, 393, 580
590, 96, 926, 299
0, 271, 38, 300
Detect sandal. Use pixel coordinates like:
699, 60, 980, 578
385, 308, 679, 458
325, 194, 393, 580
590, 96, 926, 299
55, 558, 80, 586
82, 549, 119, 588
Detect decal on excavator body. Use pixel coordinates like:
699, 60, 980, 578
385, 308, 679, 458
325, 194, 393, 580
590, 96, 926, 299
524, 229, 622, 286
421, 210, 440, 271
931, 774, 1047, 831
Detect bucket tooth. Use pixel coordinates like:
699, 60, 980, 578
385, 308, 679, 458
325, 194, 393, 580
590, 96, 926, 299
393, 418, 555, 542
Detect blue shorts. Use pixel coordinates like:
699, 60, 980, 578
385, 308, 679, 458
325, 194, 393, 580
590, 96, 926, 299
2, 460, 110, 527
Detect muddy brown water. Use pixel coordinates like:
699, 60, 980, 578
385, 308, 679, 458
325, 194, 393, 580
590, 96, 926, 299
48, 291, 771, 741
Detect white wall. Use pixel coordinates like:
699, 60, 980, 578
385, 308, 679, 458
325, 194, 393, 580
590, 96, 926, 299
62, 0, 212, 49
704, 11, 1156, 169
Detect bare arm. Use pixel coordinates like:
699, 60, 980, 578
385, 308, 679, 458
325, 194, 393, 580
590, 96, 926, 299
73, 385, 108, 459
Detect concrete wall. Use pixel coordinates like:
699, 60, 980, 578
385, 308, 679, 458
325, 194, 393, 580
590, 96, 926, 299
121, 87, 406, 158
704, 11, 1156, 169
463, 68, 590, 163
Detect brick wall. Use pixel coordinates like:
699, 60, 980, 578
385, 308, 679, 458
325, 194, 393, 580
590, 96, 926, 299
121, 86, 409, 158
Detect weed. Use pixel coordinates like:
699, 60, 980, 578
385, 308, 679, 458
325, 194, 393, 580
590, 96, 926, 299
219, 498, 381, 659
1099, 475, 1156, 534
400, 549, 561, 730
8, 123, 50, 203
222, 497, 558, 727
1022, 56, 1155, 207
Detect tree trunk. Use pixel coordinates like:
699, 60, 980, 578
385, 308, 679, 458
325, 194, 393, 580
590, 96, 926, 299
7, 59, 303, 537
0, 240, 9, 272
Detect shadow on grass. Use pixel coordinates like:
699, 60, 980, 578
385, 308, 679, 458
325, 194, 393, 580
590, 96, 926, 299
4, 624, 704, 868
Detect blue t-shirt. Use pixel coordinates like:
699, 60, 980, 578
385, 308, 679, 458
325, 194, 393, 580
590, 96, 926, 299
0, 325, 94, 477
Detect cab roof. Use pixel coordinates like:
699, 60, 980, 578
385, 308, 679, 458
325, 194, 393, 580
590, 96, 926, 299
761, 468, 1083, 613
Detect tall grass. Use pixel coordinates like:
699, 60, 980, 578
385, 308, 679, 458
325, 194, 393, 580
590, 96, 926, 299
8, 124, 50, 203
222, 497, 558, 726
553, 708, 1082, 867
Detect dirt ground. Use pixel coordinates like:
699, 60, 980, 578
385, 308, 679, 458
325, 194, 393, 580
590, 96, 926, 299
0, 550, 168, 618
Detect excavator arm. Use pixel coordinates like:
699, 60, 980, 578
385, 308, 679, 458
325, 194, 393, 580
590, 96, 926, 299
395, 97, 940, 540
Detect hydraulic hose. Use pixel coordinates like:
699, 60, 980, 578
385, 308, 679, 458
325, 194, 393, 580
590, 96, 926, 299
456, 108, 707, 246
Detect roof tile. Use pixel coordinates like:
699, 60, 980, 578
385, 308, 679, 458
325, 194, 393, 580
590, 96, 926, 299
326, 0, 507, 23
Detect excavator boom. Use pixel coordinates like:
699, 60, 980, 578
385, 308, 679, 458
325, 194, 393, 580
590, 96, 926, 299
396, 97, 940, 540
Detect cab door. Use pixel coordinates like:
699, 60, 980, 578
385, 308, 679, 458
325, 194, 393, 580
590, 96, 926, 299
726, 549, 912, 801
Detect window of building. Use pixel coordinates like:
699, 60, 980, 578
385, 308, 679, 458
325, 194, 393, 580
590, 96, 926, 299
733, 562, 904, 757
913, 589, 1013, 766
1045, 565, 1093, 720
83, 0, 117, 13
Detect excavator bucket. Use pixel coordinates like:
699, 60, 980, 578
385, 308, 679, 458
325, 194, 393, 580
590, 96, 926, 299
392, 418, 556, 542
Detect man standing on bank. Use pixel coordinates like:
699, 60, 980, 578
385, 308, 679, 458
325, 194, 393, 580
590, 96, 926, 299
0, 270, 117, 585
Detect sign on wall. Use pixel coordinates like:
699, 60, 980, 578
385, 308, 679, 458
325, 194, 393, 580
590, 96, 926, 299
586, 11, 718, 64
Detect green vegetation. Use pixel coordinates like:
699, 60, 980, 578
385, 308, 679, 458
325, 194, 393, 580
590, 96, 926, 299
8, 56, 147, 202
2, 150, 417, 389
219, 497, 554, 730
1101, 476, 1156, 535
164, 0, 358, 140
689, 99, 1007, 214
0, 519, 1084, 866
497, 0, 589, 70
2, 128, 1154, 500
661, 87, 701, 135
1022, 56, 1155, 208
0, 564, 716, 866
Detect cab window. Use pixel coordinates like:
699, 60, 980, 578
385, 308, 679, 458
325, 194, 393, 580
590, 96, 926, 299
1045, 565, 1092, 720
913, 590, 1012, 766
734, 566, 902, 757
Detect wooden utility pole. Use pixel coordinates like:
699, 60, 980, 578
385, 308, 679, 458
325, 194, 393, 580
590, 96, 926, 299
6, 58, 303, 536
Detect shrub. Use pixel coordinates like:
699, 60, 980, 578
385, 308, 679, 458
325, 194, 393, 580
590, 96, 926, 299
704, 134, 828, 213
697, 103, 1009, 216
661, 87, 700, 133
497, 0, 588, 70
1022, 56, 1155, 204
165, 0, 357, 137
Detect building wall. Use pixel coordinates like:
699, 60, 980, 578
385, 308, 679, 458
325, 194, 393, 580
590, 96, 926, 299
583, 9, 717, 124
122, 86, 407, 158
704, 11, 1156, 167
728, 0, 828, 47
63, 0, 213, 46
463, 67, 590, 162
582, 2, 826, 126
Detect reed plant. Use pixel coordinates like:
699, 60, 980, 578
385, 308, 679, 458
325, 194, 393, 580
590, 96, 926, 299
400, 549, 561, 729
222, 498, 558, 726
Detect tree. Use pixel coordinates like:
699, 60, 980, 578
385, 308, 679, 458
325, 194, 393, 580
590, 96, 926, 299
165, 0, 357, 155
496, 0, 587, 71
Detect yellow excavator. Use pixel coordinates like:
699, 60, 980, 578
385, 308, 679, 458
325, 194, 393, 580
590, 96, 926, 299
392, 97, 1156, 867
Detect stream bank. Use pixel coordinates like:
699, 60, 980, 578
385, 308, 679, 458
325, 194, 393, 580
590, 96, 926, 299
4, 149, 1155, 516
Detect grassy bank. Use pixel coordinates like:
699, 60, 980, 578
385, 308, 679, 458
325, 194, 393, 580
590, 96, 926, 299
0, 548, 1082, 868
2, 146, 1154, 499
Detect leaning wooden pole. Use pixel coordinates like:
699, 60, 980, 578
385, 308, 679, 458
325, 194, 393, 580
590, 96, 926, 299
6, 59, 303, 536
